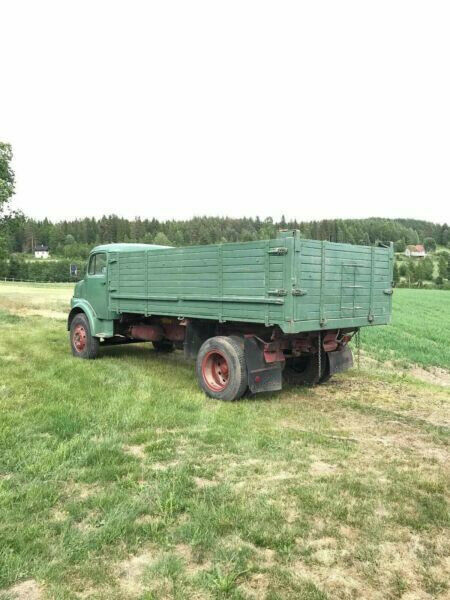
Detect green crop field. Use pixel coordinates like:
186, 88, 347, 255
362, 288, 450, 370
0, 283, 448, 600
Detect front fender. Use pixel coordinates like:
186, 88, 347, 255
67, 300, 97, 334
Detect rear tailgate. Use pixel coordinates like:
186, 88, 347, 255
293, 239, 393, 330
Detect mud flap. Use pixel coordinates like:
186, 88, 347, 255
328, 346, 353, 376
244, 337, 283, 394
184, 321, 216, 360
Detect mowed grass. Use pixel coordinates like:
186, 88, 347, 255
0, 282, 72, 320
0, 283, 449, 599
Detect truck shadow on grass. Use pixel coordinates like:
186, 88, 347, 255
97, 343, 325, 403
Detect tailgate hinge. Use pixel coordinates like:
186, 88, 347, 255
383, 288, 393, 295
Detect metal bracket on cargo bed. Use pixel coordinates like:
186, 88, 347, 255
268, 289, 287, 297
291, 288, 307, 296
268, 247, 288, 255
383, 288, 393, 295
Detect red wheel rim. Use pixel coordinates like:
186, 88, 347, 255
73, 324, 87, 352
202, 350, 230, 391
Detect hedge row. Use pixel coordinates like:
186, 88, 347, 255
0, 257, 85, 282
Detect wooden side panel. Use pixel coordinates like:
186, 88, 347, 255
109, 250, 148, 314
149, 245, 220, 318
108, 240, 289, 325
221, 243, 265, 322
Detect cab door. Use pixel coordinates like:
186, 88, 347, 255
85, 252, 109, 319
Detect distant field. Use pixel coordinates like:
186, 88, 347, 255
0, 281, 72, 319
0, 282, 448, 599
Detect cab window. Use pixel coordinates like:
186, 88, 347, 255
88, 253, 107, 276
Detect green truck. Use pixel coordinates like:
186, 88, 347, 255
68, 230, 394, 400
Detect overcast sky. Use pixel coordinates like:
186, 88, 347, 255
1, 1, 449, 224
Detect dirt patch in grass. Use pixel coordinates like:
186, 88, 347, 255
292, 526, 450, 600
294, 561, 374, 599
309, 460, 337, 476
222, 535, 276, 568
135, 514, 161, 526
123, 444, 147, 460
65, 482, 101, 501
150, 460, 180, 471
1, 579, 43, 600
410, 366, 450, 388
240, 573, 271, 599
75, 510, 101, 533
116, 549, 155, 597
193, 476, 217, 488
51, 508, 69, 522
174, 544, 211, 575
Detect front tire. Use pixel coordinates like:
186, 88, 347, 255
196, 336, 248, 401
70, 313, 99, 359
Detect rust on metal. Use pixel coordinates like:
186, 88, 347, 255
201, 350, 230, 391
129, 324, 164, 341
73, 324, 87, 352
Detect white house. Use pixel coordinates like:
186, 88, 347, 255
34, 244, 50, 259
404, 244, 426, 258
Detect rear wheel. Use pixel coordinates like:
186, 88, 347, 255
70, 313, 99, 359
284, 350, 327, 386
196, 336, 248, 401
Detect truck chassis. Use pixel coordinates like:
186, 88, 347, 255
69, 311, 354, 401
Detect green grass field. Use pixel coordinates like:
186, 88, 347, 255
362, 289, 450, 370
0, 283, 448, 599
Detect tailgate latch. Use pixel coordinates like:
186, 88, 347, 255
292, 288, 307, 296
268, 247, 288, 255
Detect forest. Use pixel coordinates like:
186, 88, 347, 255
2, 212, 449, 258
1, 212, 449, 286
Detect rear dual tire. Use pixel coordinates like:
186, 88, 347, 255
284, 350, 330, 386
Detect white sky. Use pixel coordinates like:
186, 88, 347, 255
1, 1, 449, 224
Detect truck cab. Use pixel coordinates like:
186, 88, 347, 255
69, 243, 170, 341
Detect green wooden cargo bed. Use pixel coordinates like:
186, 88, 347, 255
105, 231, 393, 333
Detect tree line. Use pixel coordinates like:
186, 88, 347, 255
2, 213, 449, 260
